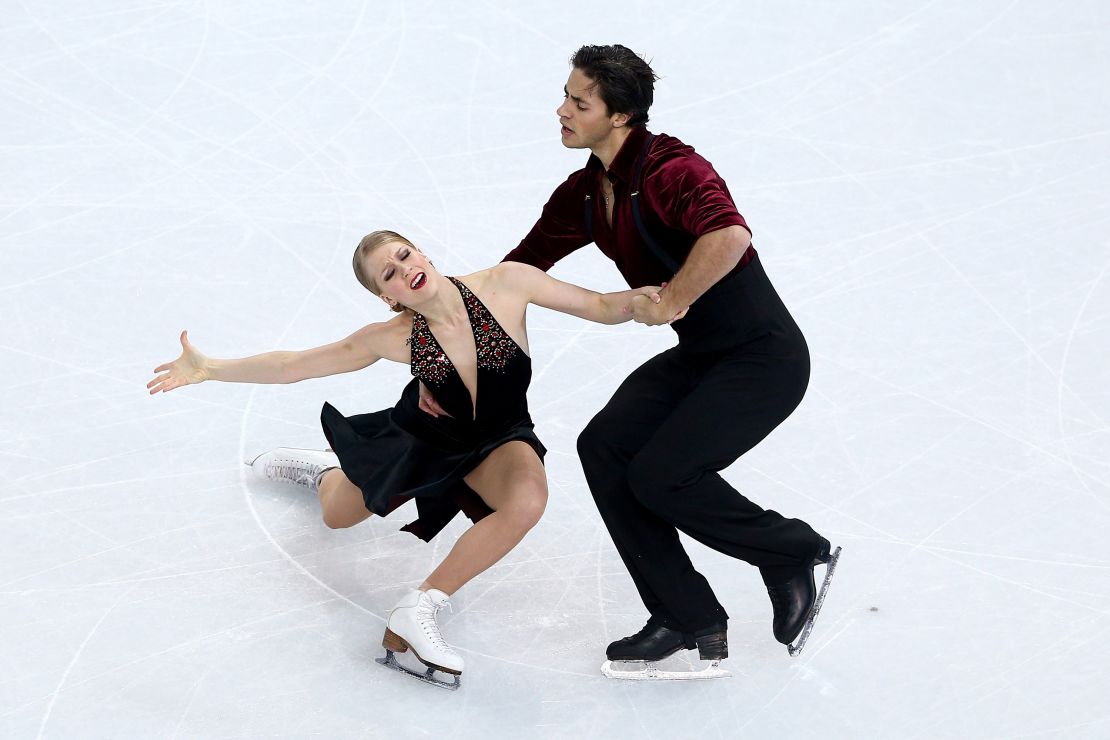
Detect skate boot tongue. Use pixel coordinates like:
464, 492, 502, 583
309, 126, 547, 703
423, 589, 451, 608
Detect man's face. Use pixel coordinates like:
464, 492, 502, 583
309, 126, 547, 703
557, 68, 624, 150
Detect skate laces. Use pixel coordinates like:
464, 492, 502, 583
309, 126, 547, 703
416, 596, 456, 654
266, 458, 323, 486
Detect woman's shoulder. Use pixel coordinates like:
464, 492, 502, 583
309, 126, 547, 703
452, 267, 534, 321
453, 267, 495, 293
353, 312, 416, 362
460, 264, 540, 298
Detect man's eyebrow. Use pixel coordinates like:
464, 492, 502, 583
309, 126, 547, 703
563, 85, 587, 104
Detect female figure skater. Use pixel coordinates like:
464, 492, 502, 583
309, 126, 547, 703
146, 230, 669, 689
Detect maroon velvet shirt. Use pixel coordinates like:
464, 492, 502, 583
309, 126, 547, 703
502, 125, 755, 287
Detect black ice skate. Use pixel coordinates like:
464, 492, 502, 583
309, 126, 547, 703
601, 621, 729, 681
766, 539, 843, 657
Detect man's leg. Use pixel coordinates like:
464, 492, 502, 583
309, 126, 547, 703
577, 346, 728, 632
625, 337, 825, 589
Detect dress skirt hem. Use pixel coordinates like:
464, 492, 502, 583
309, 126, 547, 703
320, 401, 546, 542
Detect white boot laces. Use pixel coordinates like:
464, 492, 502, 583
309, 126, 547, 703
266, 458, 323, 488
416, 596, 456, 654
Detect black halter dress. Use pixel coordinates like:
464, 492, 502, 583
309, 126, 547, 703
319, 276, 545, 541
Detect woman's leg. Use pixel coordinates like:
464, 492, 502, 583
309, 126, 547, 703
421, 441, 547, 595
317, 468, 374, 529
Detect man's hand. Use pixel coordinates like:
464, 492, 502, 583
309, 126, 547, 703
418, 380, 451, 418
629, 283, 689, 326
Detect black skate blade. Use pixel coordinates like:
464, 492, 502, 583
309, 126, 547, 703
788, 545, 842, 657
377, 650, 461, 690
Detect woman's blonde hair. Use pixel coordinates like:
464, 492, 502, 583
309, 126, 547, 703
352, 230, 416, 313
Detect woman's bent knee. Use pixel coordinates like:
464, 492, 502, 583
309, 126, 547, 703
505, 487, 547, 531
322, 505, 356, 529
318, 474, 370, 529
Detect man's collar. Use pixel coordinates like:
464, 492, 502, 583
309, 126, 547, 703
586, 126, 651, 183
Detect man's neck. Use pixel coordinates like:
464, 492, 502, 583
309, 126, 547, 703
591, 126, 633, 171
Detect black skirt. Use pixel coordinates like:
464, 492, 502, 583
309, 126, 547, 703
319, 399, 546, 542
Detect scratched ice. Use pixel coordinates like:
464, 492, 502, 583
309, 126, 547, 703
2, 2, 1108, 738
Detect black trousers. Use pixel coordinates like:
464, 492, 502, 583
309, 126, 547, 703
577, 256, 824, 633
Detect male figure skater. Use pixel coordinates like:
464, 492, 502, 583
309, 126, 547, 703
424, 45, 840, 676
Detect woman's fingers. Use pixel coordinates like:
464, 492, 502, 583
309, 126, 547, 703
147, 373, 175, 393
427, 397, 451, 417
417, 381, 452, 418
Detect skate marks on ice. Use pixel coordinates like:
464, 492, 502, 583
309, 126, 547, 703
788, 546, 843, 657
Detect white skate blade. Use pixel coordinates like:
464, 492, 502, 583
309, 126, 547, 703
788, 545, 843, 657
377, 650, 461, 690
601, 659, 730, 681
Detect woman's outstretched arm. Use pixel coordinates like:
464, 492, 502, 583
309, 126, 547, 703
147, 322, 396, 394
495, 261, 684, 325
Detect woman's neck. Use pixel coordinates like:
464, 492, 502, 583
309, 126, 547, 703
414, 276, 468, 327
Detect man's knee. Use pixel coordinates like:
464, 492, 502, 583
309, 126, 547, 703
627, 453, 686, 511
576, 417, 606, 465
578, 410, 631, 471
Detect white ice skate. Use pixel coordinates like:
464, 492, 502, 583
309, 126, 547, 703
245, 447, 339, 492
377, 588, 463, 690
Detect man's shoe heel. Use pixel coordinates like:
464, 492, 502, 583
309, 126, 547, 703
695, 630, 728, 661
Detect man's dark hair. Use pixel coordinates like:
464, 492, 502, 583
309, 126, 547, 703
570, 45, 659, 127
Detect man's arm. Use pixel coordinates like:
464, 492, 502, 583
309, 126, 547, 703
502, 172, 592, 269
630, 225, 751, 326
631, 141, 753, 325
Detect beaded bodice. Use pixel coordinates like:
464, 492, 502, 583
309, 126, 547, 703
404, 277, 532, 426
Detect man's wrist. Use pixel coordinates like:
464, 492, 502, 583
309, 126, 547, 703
655, 293, 677, 319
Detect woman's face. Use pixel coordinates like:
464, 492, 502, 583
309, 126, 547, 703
366, 240, 438, 309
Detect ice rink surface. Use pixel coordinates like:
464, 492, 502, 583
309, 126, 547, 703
2, 1, 1109, 737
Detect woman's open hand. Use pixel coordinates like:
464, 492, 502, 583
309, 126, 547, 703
147, 330, 210, 394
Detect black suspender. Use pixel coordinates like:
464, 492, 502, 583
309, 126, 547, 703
629, 135, 681, 273
582, 133, 681, 275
